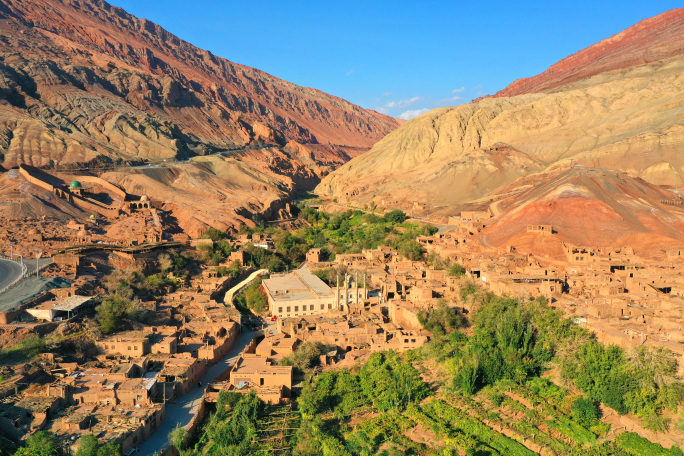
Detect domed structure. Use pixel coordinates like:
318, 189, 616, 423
69, 181, 82, 189
140, 195, 150, 202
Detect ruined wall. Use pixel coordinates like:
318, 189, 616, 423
19, 165, 55, 192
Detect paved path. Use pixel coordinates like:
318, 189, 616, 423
223, 268, 268, 305
137, 329, 257, 456
0, 258, 23, 293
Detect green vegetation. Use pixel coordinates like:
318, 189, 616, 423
95, 294, 149, 334
0, 333, 46, 363
13, 432, 58, 456
74, 435, 121, 456
6, 431, 115, 456
233, 279, 268, 314
417, 299, 465, 336
189, 391, 265, 456
169, 424, 190, 452
267, 206, 435, 266
280, 341, 330, 377
359, 351, 431, 412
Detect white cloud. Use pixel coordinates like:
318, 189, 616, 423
384, 96, 421, 109
452, 87, 465, 94
398, 108, 429, 120
451, 95, 463, 102
346, 68, 354, 76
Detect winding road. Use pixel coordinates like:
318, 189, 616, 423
0, 258, 23, 295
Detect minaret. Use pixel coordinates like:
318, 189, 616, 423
343, 272, 348, 312
336, 273, 340, 313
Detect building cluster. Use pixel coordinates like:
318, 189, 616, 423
415, 220, 684, 372
0, 274, 242, 453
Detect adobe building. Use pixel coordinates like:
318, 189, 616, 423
262, 268, 369, 319
25, 295, 93, 322
227, 354, 293, 404
262, 268, 336, 319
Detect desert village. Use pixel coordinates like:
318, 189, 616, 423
1, 164, 684, 454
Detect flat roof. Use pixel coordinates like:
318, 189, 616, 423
53, 295, 92, 311
262, 268, 333, 302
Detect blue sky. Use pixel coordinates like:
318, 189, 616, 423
109, 1, 680, 119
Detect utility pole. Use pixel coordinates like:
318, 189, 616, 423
34, 249, 40, 277
9, 242, 13, 258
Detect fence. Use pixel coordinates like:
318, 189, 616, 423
0, 255, 28, 294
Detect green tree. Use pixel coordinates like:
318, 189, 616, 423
571, 397, 601, 427
359, 351, 430, 411
280, 342, 329, 376
383, 210, 407, 224
96, 295, 128, 334
75, 435, 99, 456
202, 227, 227, 241
14, 431, 58, 456
95, 443, 121, 456
449, 263, 466, 276
169, 423, 189, 451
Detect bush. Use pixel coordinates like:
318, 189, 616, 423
417, 300, 464, 335
169, 423, 189, 451
96, 295, 128, 334
14, 431, 58, 456
281, 342, 330, 376
201, 227, 227, 241
571, 397, 601, 427
383, 210, 407, 224
449, 263, 466, 276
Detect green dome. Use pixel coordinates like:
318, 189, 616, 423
69, 181, 82, 189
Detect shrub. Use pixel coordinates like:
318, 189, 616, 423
571, 397, 601, 427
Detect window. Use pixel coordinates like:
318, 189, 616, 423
260, 378, 265, 386
328, 304, 332, 309
128, 346, 132, 350
287, 306, 291, 312
278, 307, 283, 313
294, 306, 299, 312
310, 305, 314, 311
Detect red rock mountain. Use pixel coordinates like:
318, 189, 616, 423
0, 0, 400, 169
495, 8, 684, 97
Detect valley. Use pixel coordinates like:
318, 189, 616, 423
0, 2, 683, 456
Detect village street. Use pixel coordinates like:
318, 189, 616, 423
137, 328, 258, 456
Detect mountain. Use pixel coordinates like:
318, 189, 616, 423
0, 0, 402, 233
478, 167, 684, 260
317, 9, 684, 221
495, 8, 684, 97
0, 0, 400, 169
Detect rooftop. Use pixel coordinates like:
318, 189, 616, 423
52, 295, 92, 311
262, 268, 333, 301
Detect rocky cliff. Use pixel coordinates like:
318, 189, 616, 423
317, 9, 684, 217
0, 0, 400, 169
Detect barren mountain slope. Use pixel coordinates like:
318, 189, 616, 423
317, 53, 684, 212
0, 0, 400, 169
478, 167, 684, 260
495, 8, 684, 97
